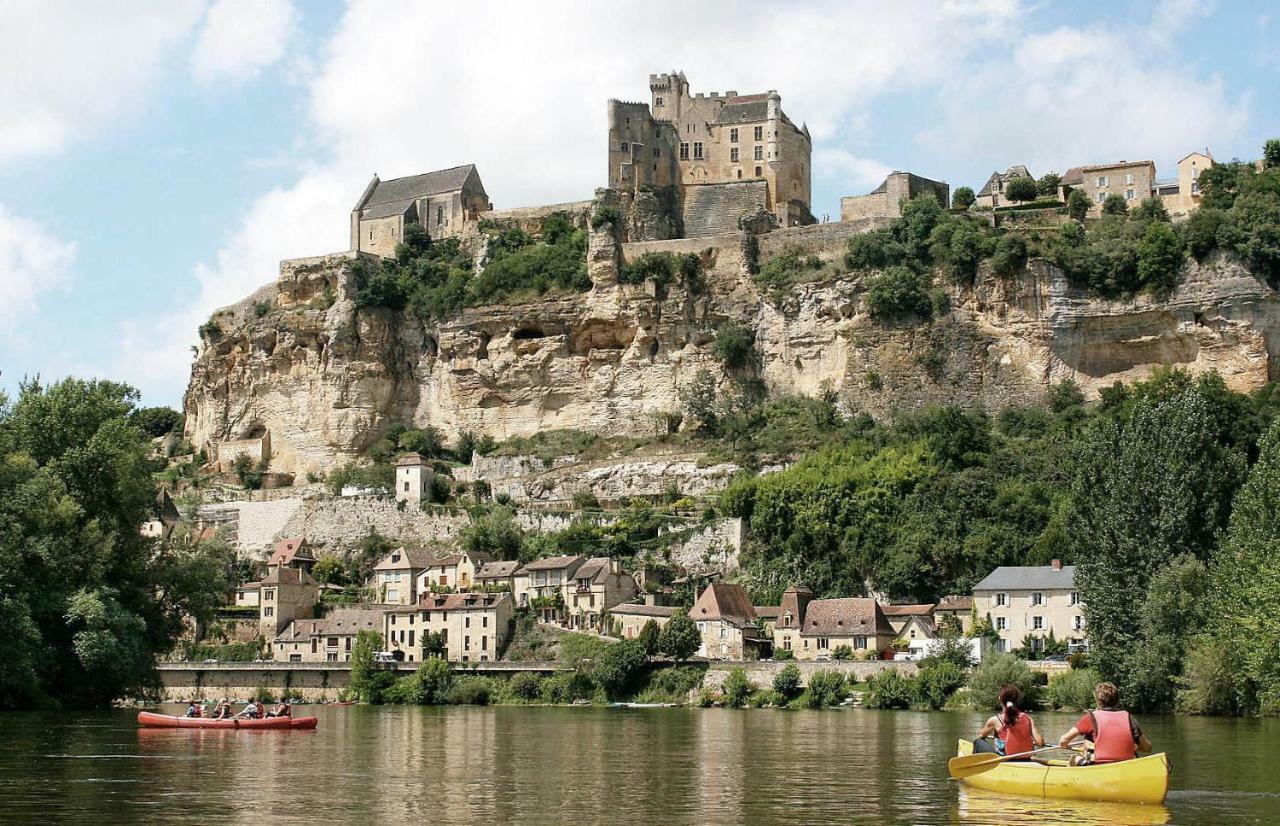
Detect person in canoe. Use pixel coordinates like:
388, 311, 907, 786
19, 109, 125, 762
266, 697, 292, 718
233, 699, 265, 720
975, 684, 1044, 758
184, 700, 201, 718
1058, 681, 1152, 765
211, 697, 233, 719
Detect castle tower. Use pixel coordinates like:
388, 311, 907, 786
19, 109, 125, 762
395, 452, 434, 505
649, 70, 687, 122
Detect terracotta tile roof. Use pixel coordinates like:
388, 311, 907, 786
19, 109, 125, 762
520, 555, 585, 573
409, 592, 512, 612
880, 603, 937, 617
395, 452, 429, 467
261, 566, 315, 586
427, 550, 494, 569
936, 596, 973, 612
1060, 161, 1155, 185
753, 606, 783, 619
691, 583, 757, 628
610, 603, 678, 618
274, 607, 384, 642
476, 560, 521, 579
373, 546, 440, 571
573, 557, 614, 583
799, 598, 894, 637
268, 537, 313, 567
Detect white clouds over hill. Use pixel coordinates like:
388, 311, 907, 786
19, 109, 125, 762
191, 0, 297, 84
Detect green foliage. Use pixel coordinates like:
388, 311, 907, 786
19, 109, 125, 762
914, 660, 967, 709
772, 662, 802, 700
1177, 639, 1249, 716
1037, 173, 1062, 197
1047, 378, 1085, 413
864, 266, 933, 322
711, 321, 756, 370
658, 610, 700, 660
965, 654, 1040, 710
326, 462, 394, 496
592, 639, 648, 699
1136, 220, 1187, 296
796, 668, 846, 708
637, 620, 661, 656
831, 644, 854, 661
348, 629, 387, 703
864, 667, 915, 709
591, 206, 620, 230
1265, 139, 1280, 170
1047, 668, 1102, 711
989, 234, 1029, 277
131, 407, 184, 438
1003, 176, 1039, 203
507, 671, 545, 703
754, 247, 827, 299
311, 554, 348, 586
459, 505, 525, 560
1066, 189, 1091, 221
722, 667, 753, 708
630, 665, 706, 704
620, 251, 702, 292
384, 657, 454, 705
447, 676, 494, 705
1101, 193, 1129, 216
952, 186, 976, 210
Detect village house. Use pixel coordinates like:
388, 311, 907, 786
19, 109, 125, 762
563, 557, 638, 632
610, 603, 678, 639
880, 603, 937, 637
690, 583, 768, 660
934, 595, 974, 635
233, 581, 260, 608
841, 171, 950, 220
258, 565, 320, 639
268, 537, 315, 574
384, 591, 514, 663
351, 165, 491, 257
515, 555, 585, 620
273, 607, 384, 663
974, 164, 1033, 209
972, 560, 1085, 654
1156, 150, 1214, 218
474, 559, 522, 592
372, 546, 439, 605
1059, 160, 1156, 215
416, 548, 492, 592
772, 584, 896, 660
393, 452, 435, 506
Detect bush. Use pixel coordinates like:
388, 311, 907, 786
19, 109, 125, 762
772, 662, 802, 701
845, 228, 905, 271
722, 667, 753, 708
1048, 667, 1102, 711
540, 671, 598, 704
1066, 189, 1091, 221
507, 672, 544, 703
865, 668, 915, 709
658, 610, 700, 661
831, 645, 854, 661
1101, 193, 1129, 216
1004, 176, 1039, 203
632, 665, 705, 704
800, 669, 847, 708
914, 660, 967, 710
965, 654, 1040, 710
990, 234, 1029, 277
864, 266, 932, 322
712, 321, 756, 370
952, 186, 976, 210
591, 206, 619, 230
447, 676, 494, 705
637, 620, 661, 656
755, 247, 826, 298
1037, 173, 1062, 197
593, 639, 647, 699
1136, 221, 1187, 296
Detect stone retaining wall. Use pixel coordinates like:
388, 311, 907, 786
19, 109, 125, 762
701, 659, 918, 690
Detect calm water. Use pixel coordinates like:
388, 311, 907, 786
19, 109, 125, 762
1, 705, 1277, 825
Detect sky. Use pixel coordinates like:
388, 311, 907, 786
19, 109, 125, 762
0, 0, 1276, 409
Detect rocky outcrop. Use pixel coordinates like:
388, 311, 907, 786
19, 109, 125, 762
184, 196, 1280, 478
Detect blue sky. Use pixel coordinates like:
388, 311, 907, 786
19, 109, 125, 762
1, 0, 1276, 409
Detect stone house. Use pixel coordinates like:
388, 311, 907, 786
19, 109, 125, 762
416, 549, 493, 592
610, 603, 678, 639
268, 537, 315, 574
690, 582, 767, 660
259, 566, 320, 638
772, 584, 896, 660
394, 453, 435, 506
350, 165, 491, 257
384, 591, 514, 663
608, 70, 814, 235
273, 607, 385, 663
841, 171, 950, 221
514, 555, 585, 620
372, 546, 440, 606
973, 560, 1085, 654
880, 603, 937, 637
1156, 150, 1214, 218
934, 595, 973, 635
474, 559, 522, 592
975, 165, 1033, 209
1058, 161, 1156, 214
234, 582, 260, 608
564, 557, 638, 632
211, 429, 270, 474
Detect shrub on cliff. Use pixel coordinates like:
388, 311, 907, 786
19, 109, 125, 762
711, 321, 756, 370
864, 266, 933, 322
952, 186, 976, 210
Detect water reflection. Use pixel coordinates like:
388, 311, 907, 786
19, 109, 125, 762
955, 787, 1170, 825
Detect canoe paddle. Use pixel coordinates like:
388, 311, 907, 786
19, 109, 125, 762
948, 741, 1082, 780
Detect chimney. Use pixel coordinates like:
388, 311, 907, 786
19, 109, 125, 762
1051, 559, 1062, 571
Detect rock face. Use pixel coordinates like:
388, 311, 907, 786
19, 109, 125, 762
184, 200, 1280, 477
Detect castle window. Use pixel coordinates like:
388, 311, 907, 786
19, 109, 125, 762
693, 142, 703, 160
753, 145, 763, 161
730, 147, 739, 162
436, 205, 444, 225
755, 166, 762, 177
730, 128, 739, 143
620, 142, 628, 152
655, 96, 663, 106
737, 170, 742, 179
754, 126, 763, 141
679, 143, 689, 160
652, 146, 660, 158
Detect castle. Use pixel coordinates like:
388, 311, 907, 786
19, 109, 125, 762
607, 71, 814, 236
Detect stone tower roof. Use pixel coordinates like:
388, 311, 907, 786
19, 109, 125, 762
355, 165, 480, 219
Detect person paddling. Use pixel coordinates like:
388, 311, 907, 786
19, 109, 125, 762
212, 697, 232, 719
267, 697, 292, 718
184, 701, 199, 718
976, 684, 1044, 758
1058, 681, 1152, 765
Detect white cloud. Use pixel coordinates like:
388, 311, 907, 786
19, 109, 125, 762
814, 149, 894, 194
0, 1, 204, 168
0, 204, 76, 329
1151, 0, 1214, 42
191, 0, 297, 84
921, 20, 1249, 179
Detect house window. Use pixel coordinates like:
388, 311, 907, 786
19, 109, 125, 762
753, 145, 763, 161
1097, 192, 1107, 204
719, 627, 726, 639
289, 654, 301, 662
264, 606, 274, 617
1125, 189, 1136, 200
409, 630, 415, 646
264, 589, 274, 602
1096, 175, 1108, 188
730, 147, 739, 162
1070, 591, 1080, 606
1126, 173, 1135, 185
1074, 615, 1085, 630
855, 636, 868, 650
652, 146, 660, 158
754, 166, 762, 177
730, 128, 739, 143
995, 593, 1008, 607
995, 639, 1008, 653
995, 617, 1007, 631
1191, 178, 1200, 195
465, 616, 470, 628
679, 143, 689, 160
436, 205, 443, 225
693, 142, 703, 160
345, 637, 352, 651
1032, 616, 1044, 630
818, 637, 830, 649
327, 653, 338, 662
783, 638, 792, 650
464, 636, 471, 651
1031, 592, 1044, 606
387, 589, 398, 602
481, 636, 488, 650
753, 126, 763, 141
403, 482, 409, 492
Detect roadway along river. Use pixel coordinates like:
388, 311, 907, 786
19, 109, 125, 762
1, 705, 1277, 824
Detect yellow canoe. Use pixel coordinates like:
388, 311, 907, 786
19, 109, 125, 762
954, 739, 1170, 805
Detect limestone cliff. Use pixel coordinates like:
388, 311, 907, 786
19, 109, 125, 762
184, 207, 1280, 477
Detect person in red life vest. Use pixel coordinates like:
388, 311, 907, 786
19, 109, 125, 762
975, 684, 1044, 758
1058, 681, 1152, 765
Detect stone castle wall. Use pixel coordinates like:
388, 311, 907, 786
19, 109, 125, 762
682, 180, 770, 238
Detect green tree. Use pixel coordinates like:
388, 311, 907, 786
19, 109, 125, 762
1066, 189, 1091, 221
657, 610, 700, 661
1136, 220, 1187, 295
130, 407, 183, 438
1264, 138, 1280, 170
312, 554, 348, 586
990, 234, 1028, 277
593, 639, 647, 699
864, 266, 933, 322
349, 629, 386, 703
865, 667, 915, 709
398, 426, 443, 458
637, 620, 661, 655
1133, 197, 1171, 223
965, 654, 1039, 710
1003, 176, 1038, 203
721, 667, 753, 708
1071, 390, 1245, 710
460, 505, 525, 560
773, 662, 802, 701
711, 321, 756, 371
1037, 172, 1062, 197
682, 369, 720, 436
952, 186, 976, 209
1101, 193, 1129, 215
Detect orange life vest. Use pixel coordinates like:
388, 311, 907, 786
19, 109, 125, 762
998, 709, 1035, 756
1090, 709, 1137, 763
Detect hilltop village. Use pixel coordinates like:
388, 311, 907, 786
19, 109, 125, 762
149, 70, 1280, 704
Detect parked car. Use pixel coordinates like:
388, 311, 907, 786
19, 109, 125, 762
892, 652, 917, 662
1043, 653, 1068, 662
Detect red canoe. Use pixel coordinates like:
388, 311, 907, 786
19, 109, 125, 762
137, 711, 317, 730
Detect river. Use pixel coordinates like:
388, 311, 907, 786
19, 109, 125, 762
1, 705, 1276, 824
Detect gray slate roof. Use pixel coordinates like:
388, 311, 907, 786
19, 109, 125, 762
973, 565, 1075, 591
716, 100, 768, 123
977, 165, 1033, 197
358, 165, 476, 219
